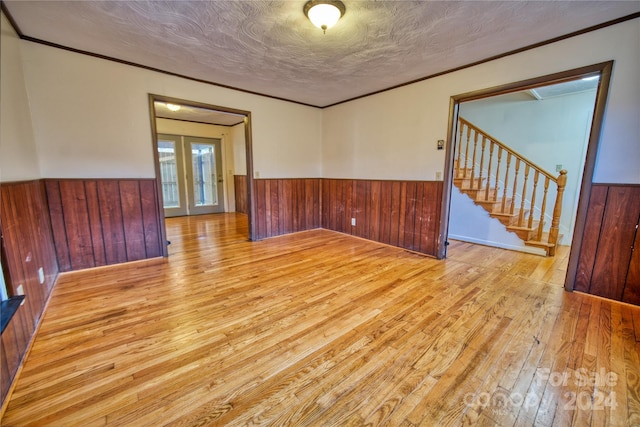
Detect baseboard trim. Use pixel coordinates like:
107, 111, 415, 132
448, 234, 547, 256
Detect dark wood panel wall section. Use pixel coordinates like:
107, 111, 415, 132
45, 179, 164, 272
234, 175, 248, 214
251, 178, 443, 256
253, 178, 321, 240
321, 179, 443, 257
0, 180, 59, 408
574, 184, 640, 305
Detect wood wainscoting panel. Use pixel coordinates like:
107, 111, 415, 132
624, 226, 640, 305
574, 185, 608, 293
234, 175, 248, 214
574, 184, 640, 304
253, 178, 321, 240
589, 186, 640, 300
322, 179, 443, 257
45, 179, 164, 272
97, 180, 128, 266
0, 180, 59, 408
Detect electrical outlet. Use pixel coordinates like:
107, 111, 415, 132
254, 171, 260, 178
38, 267, 45, 284
556, 164, 563, 172
436, 171, 442, 180
437, 140, 445, 150
351, 218, 356, 226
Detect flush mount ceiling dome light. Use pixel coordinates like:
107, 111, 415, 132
304, 0, 345, 33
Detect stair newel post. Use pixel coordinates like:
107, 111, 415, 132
528, 170, 539, 229
537, 177, 550, 241
518, 164, 530, 227
464, 126, 472, 178
501, 153, 511, 214
510, 158, 521, 215
456, 122, 465, 177
494, 147, 502, 202
470, 131, 479, 188
548, 170, 567, 256
484, 140, 494, 200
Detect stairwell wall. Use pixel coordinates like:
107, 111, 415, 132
455, 89, 598, 246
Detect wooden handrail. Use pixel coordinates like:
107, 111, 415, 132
455, 117, 567, 255
458, 118, 558, 183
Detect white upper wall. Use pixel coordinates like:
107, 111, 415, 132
5, 16, 638, 184
18, 41, 322, 179
231, 123, 247, 175
323, 18, 640, 184
0, 13, 40, 181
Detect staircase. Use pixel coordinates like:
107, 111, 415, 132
454, 117, 567, 256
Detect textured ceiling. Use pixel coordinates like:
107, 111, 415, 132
4, 1, 640, 107
154, 101, 245, 126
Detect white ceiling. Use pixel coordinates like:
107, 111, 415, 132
4, 1, 639, 108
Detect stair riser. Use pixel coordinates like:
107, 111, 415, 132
454, 178, 485, 188
491, 215, 521, 227
508, 228, 536, 241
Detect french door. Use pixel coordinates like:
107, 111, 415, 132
157, 134, 224, 217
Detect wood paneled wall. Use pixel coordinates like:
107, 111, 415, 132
45, 179, 164, 272
1, 180, 59, 407
321, 179, 443, 257
253, 178, 321, 240
574, 184, 640, 305
234, 175, 248, 214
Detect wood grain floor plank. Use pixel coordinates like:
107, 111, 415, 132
2, 213, 638, 426
622, 306, 640, 426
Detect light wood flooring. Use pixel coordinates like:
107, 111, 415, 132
2, 213, 639, 426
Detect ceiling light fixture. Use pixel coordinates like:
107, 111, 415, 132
304, 0, 345, 34
166, 103, 181, 112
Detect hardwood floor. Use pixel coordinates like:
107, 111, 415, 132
2, 213, 639, 426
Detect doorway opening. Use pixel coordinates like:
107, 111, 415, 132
158, 134, 225, 217
448, 78, 599, 256
439, 61, 613, 291
148, 95, 256, 255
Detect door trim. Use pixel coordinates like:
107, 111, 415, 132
438, 61, 614, 293
148, 94, 255, 257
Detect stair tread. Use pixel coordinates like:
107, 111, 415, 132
525, 240, 555, 248
507, 225, 538, 231
489, 212, 518, 218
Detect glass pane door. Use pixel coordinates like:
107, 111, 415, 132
157, 135, 224, 217
185, 137, 225, 215
191, 143, 217, 207
158, 135, 187, 217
